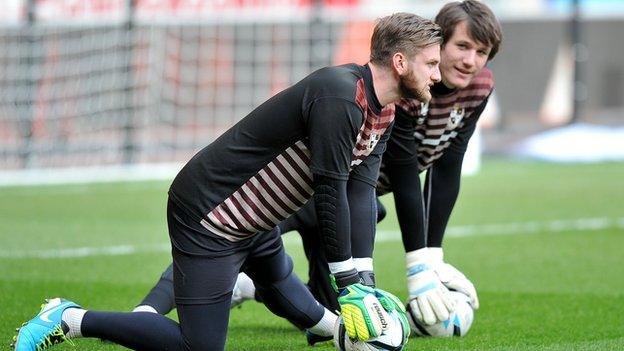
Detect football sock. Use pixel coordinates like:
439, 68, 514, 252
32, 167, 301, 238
132, 305, 158, 313
307, 308, 337, 337
61, 307, 87, 338
236, 272, 256, 300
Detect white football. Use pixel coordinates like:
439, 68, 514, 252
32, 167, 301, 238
334, 309, 410, 351
406, 291, 474, 337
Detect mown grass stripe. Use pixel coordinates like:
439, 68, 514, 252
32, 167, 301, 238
2, 217, 621, 259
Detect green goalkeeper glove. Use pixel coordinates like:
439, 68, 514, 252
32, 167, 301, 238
374, 288, 411, 339
373, 288, 406, 314
333, 269, 389, 341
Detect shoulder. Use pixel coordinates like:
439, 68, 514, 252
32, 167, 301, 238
300, 64, 371, 115
305, 64, 362, 92
466, 67, 495, 94
449, 67, 494, 110
395, 98, 420, 114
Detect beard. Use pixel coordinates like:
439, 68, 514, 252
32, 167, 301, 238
398, 70, 431, 102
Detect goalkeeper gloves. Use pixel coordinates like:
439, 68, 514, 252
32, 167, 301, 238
430, 247, 480, 310
374, 288, 406, 314
333, 269, 389, 341
406, 248, 455, 326
373, 288, 410, 339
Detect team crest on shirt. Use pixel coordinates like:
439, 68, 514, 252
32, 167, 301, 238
447, 103, 465, 129
417, 102, 428, 125
368, 133, 380, 150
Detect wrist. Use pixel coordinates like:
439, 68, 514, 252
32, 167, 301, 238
332, 268, 361, 291
328, 258, 355, 275
428, 247, 444, 264
358, 271, 376, 287
353, 257, 373, 272
406, 247, 431, 269
329, 258, 359, 291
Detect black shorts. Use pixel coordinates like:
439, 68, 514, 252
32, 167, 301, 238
167, 198, 285, 306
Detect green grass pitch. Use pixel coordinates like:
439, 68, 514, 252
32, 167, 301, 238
1, 159, 623, 350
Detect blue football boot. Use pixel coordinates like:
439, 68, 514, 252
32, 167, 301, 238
11, 298, 80, 351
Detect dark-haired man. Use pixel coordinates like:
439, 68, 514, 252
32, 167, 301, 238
383, 0, 502, 326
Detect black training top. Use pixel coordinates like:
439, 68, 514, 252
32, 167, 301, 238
169, 63, 394, 243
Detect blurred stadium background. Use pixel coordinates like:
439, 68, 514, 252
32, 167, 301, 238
1, 0, 623, 184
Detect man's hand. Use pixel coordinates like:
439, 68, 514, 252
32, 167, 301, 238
338, 283, 389, 341
429, 247, 479, 310
373, 288, 405, 314
435, 262, 479, 310
406, 249, 455, 326
374, 288, 411, 338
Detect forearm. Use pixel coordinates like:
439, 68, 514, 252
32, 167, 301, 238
345, 178, 378, 285
347, 179, 377, 260
313, 174, 357, 287
386, 162, 427, 252
425, 151, 463, 247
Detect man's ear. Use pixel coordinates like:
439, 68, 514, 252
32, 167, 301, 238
392, 52, 408, 76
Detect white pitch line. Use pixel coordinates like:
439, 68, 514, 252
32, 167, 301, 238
0, 244, 170, 259
1, 217, 622, 259
373, 216, 624, 242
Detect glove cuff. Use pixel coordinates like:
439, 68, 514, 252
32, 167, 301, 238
332, 268, 361, 291
428, 247, 444, 264
406, 247, 430, 269
358, 271, 376, 287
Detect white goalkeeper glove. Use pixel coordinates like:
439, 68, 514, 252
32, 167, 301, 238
406, 248, 455, 326
429, 247, 480, 310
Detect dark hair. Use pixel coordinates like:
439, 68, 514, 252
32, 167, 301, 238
370, 12, 442, 67
435, 0, 502, 59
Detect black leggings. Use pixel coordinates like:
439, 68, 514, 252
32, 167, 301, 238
82, 199, 323, 351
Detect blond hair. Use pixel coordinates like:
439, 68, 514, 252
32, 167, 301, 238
370, 12, 442, 67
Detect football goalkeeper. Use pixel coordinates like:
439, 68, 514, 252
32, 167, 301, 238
381, 0, 502, 325
13, 13, 443, 351
133, 0, 502, 333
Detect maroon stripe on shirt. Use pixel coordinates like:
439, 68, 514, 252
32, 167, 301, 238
227, 195, 265, 232
429, 95, 489, 108
263, 166, 305, 208
203, 217, 248, 239
245, 178, 286, 221
273, 157, 311, 199
291, 143, 312, 164
255, 172, 293, 216
237, 189, 275, 229
217, 202, 253, 234
210, 207, 254, 236
282, 151, 313, 185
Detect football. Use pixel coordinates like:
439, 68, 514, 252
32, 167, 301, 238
406, 291, 474, 337
334, 309, 410, 351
